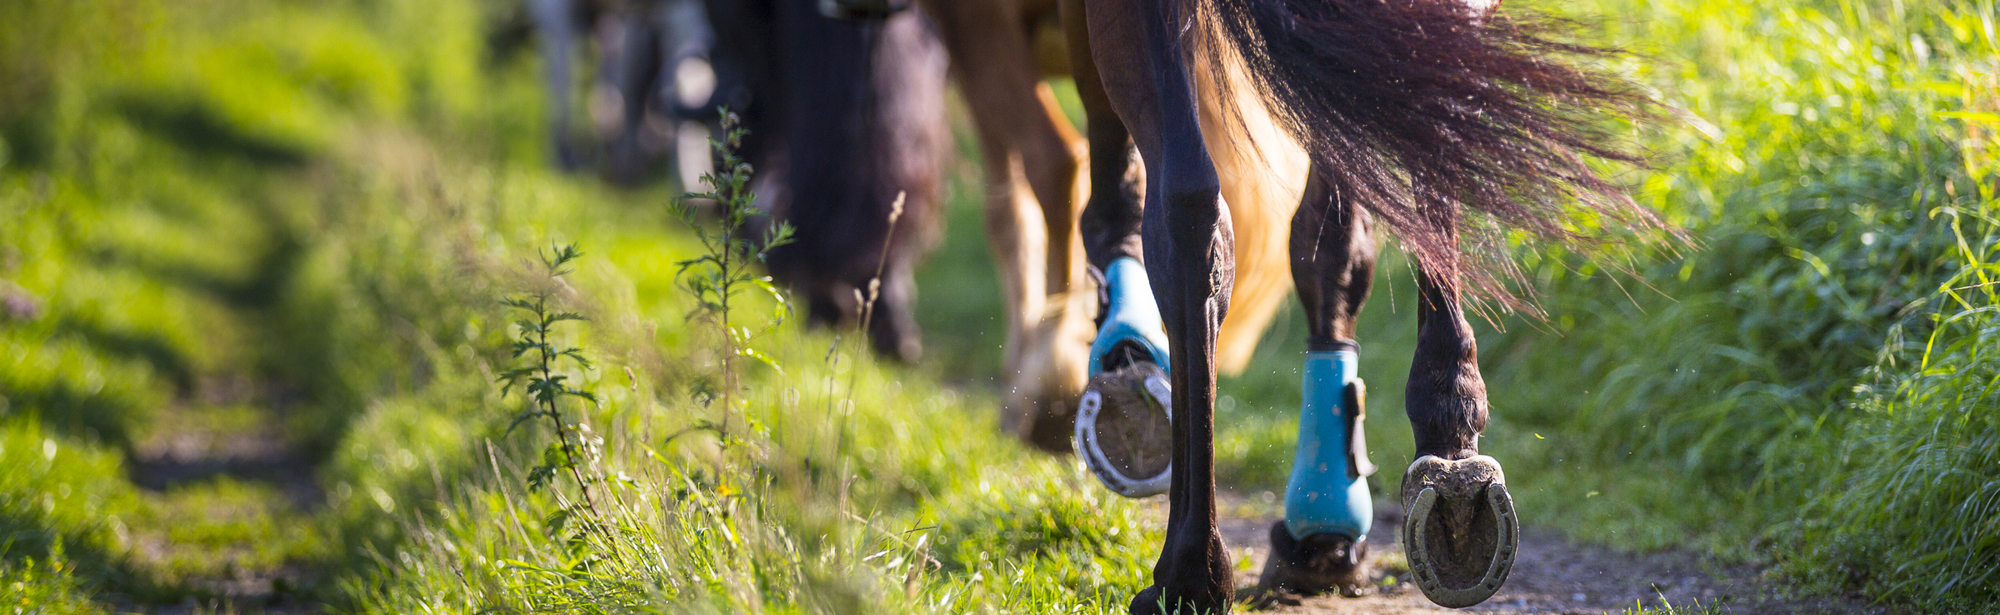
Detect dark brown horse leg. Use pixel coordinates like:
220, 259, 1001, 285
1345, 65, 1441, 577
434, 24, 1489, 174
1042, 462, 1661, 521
1400, 247, 1518, 608
1406, 264, 1485, 461
1256, 163, 1380, 599
1085, 0, 1234, 611
1290, 167, 1375, 354
1063, 0, 1143, 271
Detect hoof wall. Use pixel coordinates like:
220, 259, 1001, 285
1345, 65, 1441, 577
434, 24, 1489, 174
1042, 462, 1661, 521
1256, 522, 1368, 599
1400, 455, 1518, 608
1076, 362, 1171, 498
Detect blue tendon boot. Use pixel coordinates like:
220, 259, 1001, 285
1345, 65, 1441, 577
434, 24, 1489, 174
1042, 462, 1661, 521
1258, 345, 1377, 598
1074, 257, 1173, 498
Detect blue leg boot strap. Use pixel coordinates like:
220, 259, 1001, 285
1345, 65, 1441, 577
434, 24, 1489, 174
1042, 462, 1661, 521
1284, 347, 1377, 540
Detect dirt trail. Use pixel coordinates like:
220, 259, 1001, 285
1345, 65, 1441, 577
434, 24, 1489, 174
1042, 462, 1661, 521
1160, 495, 1885, 615
123, 375, 323, 613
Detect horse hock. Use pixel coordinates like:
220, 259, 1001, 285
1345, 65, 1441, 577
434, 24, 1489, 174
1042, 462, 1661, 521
1400, 454, 1518, 608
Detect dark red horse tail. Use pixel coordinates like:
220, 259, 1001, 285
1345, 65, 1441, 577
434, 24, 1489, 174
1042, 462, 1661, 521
1193, 0, 1673, 312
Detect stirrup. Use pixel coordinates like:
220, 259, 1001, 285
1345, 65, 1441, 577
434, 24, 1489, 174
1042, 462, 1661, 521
1074, 257, 1172, 498
1400, 454, 1518, 608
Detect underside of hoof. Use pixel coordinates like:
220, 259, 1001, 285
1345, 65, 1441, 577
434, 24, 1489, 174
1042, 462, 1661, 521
1076, 361, 1172, 497
1400, 455, 1518, 608
1255, 521, 1369, 600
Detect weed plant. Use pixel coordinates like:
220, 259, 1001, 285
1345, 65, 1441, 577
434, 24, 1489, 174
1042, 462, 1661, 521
670, 111, 795, 440
500, 244, 607, 527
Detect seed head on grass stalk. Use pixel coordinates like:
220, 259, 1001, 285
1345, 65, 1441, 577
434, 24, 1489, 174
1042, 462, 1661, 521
498, 243, 606, 534
671, 110, 795, 444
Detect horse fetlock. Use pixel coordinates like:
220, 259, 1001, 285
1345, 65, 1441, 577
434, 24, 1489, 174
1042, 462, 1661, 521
1133, 530, 1236, 615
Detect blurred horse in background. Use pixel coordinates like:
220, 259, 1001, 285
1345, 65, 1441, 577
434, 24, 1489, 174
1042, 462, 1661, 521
524, 0, 948, 361
705, 0, 949, 362
530, 0, 720, 185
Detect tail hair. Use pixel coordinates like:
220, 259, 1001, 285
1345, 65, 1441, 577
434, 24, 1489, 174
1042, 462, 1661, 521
1193, 0, 1679, 315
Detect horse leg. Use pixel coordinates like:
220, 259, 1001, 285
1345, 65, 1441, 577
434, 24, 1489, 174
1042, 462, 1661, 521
927, 0, 1094, 451
1084, 0, 1234, 611
1064, 0, 1143, 271
1255, 164, 1380, 599
1399, 244, 1518, 608
1060, 0, 1177, 498
530, 0, 580, 170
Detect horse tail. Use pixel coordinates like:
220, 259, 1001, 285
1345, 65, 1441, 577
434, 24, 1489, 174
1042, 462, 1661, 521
1190, 0, 1675, 313
1198, 48, 1310, 375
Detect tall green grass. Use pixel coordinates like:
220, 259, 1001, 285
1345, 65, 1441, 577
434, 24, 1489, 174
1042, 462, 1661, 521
1454, 0, 2000, 606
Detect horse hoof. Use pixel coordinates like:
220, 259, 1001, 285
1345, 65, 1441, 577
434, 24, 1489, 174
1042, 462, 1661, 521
1075, 362, 1172, 497
1256, 521, 1369, 598
1128, 584, 1228, 615
1129, 585, 1167, 615
1399, 455, 1517, 608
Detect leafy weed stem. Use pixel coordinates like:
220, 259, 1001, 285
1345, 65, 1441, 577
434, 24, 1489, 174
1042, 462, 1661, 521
673, 110, 794, 445
500, 243, 604, 522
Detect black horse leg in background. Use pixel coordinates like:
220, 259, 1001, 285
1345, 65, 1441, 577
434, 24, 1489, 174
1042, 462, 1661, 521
1086, 0, 1235, 610
708, 0, 946, 362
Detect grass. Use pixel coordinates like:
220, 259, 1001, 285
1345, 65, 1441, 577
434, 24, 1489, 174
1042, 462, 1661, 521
0, 0, 1995, 612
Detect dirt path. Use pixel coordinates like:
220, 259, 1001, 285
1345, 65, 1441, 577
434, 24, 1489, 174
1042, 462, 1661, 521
1180, 495, 1883, 615
122, 375, 324, 613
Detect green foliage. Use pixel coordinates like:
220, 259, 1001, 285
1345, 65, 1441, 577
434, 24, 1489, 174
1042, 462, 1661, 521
1484, 0, 1985, 488
0, 423, 147, 598
3, 0, 1993, 611
1780, 204, 2000, 606
671, 111, 795, 434
499, 244, 607, 523
1619, 598, 1725, 615
1, 547, 107, 615
1451, 0, 2000, 607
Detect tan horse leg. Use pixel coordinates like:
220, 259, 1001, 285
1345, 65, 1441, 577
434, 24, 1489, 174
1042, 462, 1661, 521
926, 0, 1095, 451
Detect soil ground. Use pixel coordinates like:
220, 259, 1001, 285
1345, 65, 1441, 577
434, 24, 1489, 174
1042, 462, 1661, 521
1185, 494, 1887, 615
